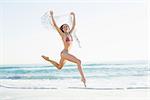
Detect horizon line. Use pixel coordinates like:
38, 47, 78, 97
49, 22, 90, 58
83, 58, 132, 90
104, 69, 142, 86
0, 60, 148, 66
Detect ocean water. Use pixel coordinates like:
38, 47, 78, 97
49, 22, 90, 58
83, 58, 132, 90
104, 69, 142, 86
0, 63, 149, 89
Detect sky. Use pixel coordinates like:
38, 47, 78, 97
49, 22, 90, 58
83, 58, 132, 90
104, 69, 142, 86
0, 0, 148, 64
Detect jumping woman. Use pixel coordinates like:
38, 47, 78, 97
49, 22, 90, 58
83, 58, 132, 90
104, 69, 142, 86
41, 11, 86, 87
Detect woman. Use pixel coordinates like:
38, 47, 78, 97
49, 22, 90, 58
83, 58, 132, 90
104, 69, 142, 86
41, 11, 86, 86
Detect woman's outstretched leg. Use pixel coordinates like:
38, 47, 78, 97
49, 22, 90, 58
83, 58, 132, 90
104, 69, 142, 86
41, 55, 66, 69
61, 53, 86, 87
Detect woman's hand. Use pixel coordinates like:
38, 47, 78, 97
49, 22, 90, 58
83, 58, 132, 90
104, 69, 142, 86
49, 10, 53, 16
70, 12, 75, 16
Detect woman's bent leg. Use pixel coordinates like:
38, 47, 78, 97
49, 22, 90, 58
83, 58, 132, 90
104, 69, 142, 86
41, 55, 66, 70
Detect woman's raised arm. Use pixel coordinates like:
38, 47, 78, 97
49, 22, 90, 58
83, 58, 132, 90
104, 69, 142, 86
50, 11, 64, 37
69, 12, 76, 33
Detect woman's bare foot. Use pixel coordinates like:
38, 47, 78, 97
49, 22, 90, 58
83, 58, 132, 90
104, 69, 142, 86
41, 55, 50, 62
81, 77, 86, 87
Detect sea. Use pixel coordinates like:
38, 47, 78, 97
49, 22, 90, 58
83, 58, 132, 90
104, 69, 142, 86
0, 63, 149, 90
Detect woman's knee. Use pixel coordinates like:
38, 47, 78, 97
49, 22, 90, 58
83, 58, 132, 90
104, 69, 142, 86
58, 64, 63, 70
77, 59, 81, 65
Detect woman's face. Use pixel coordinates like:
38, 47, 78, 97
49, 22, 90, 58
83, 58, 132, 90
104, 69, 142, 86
62, 24, 70, 33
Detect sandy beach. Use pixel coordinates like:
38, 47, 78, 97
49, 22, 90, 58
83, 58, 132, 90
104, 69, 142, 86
0, 86, 149, 100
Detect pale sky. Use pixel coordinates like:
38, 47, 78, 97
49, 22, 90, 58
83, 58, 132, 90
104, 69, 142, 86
0, 0, 148, 64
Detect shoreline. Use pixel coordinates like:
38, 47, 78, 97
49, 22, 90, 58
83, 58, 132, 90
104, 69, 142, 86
0, 84, 150, 90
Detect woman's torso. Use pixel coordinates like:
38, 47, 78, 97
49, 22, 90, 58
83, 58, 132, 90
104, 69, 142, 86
62, 33, 73, 50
